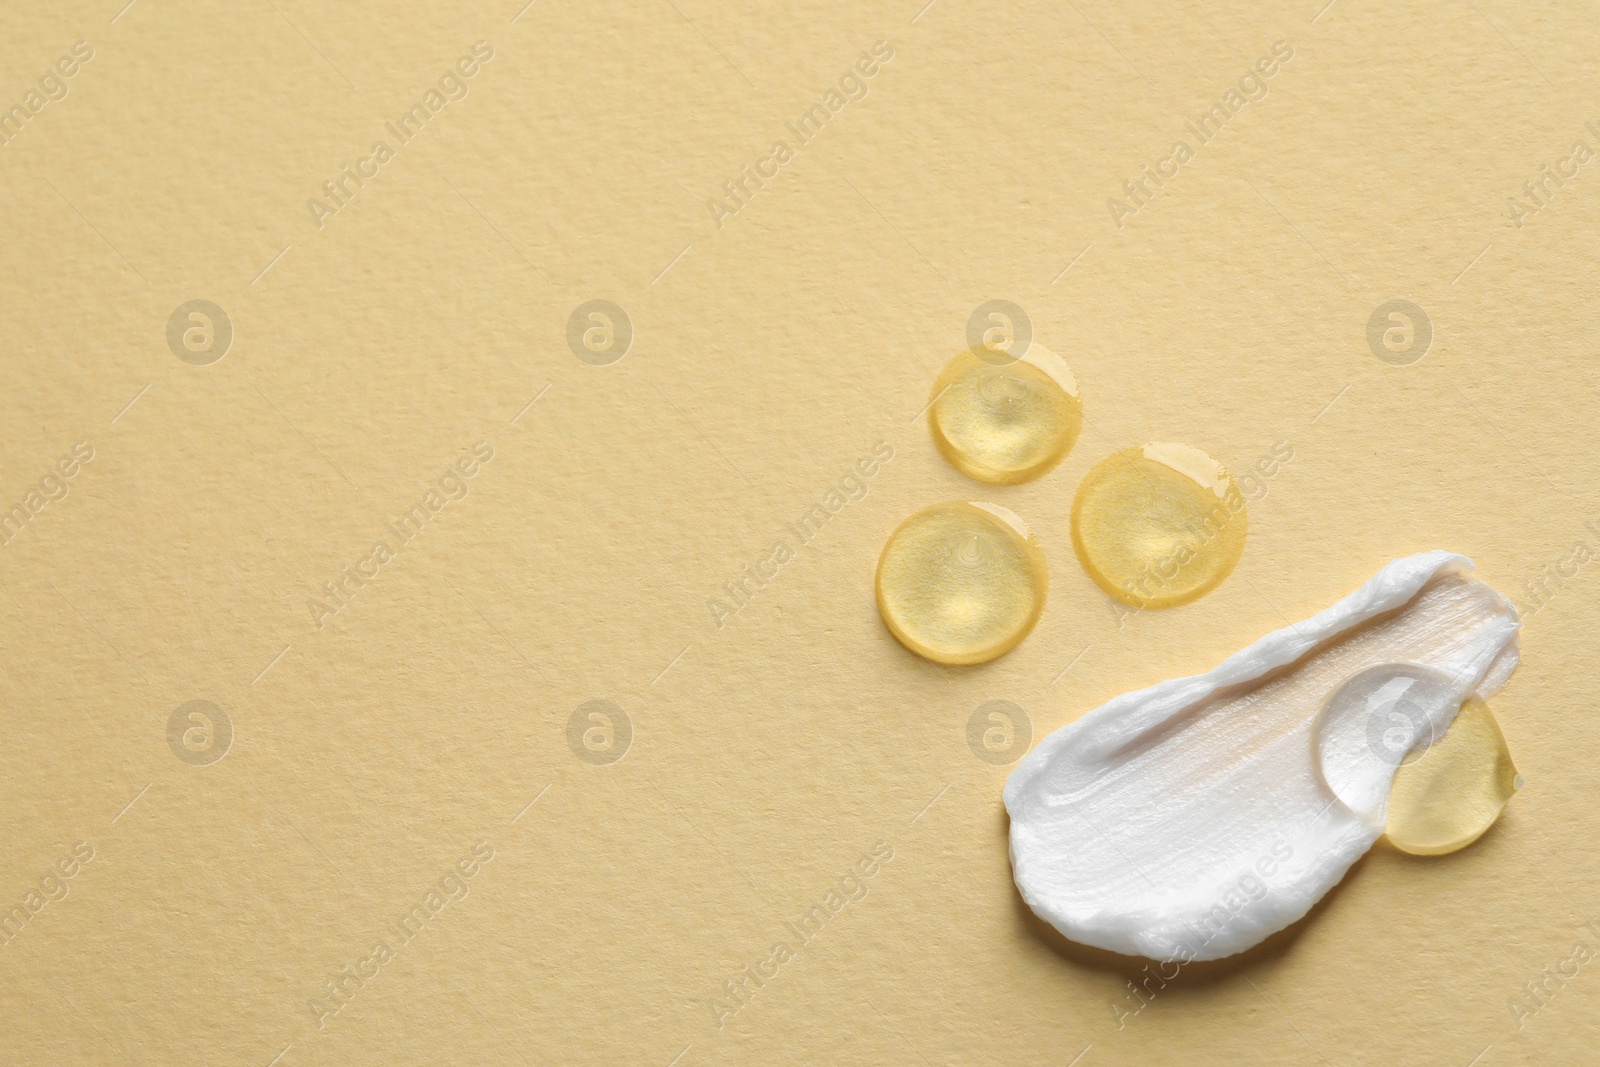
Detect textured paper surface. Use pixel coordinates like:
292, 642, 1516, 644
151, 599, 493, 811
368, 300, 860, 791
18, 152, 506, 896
1, 2, 1596, 1065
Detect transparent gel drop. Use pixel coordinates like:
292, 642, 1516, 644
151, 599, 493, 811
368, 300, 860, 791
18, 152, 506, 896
1071, 443, 1247, 608
928, 346, 1083, 485
1384, 696, 1519, 856
875, 502, 1047, 665
1311, 663, 1470, 827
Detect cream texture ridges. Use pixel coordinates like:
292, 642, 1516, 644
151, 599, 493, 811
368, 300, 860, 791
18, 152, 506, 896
1005, 552, 1520, 961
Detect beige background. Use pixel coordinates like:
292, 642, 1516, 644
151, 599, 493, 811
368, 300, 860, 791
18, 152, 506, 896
1, 0, 1597, 1064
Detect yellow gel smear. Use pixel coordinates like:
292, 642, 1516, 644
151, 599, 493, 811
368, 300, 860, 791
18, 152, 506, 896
1071, 443, 1247, 609
928, 346, 1083, 485
875, 502, 1048, 665
1384, 696, 1520, 856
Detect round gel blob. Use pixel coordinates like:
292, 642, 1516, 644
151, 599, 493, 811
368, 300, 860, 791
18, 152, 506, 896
1071, 443, 1247, 608
928, 346, 1083, 485
1311, 663, 1466, 827
1383, 695, 1519, 855
875, 502, 1047, 665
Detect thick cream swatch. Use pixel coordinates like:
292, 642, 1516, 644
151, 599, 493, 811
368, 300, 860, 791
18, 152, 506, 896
1005, 551, 1520, 961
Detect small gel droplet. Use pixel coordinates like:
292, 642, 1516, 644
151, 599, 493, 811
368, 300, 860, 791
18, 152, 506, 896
1071, 443, 1247, 609
1384, 696, 1519, 856
1311, 663, 1465, 825
928, 346, 1083, 485
875, 502, 1047, 665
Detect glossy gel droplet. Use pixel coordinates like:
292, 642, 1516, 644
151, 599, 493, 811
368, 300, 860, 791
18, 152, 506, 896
1384, 696, 1519, 855
1072, 443, 1246, 608
876, 502, 1047, 665
1311, 662, 1466, 827
928, 346, 1083, 485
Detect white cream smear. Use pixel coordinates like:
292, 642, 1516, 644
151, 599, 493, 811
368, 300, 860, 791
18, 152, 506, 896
1005, 551, 1520, 961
